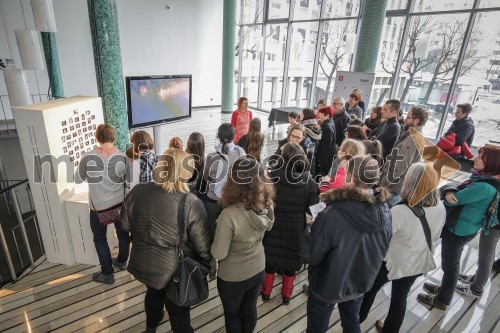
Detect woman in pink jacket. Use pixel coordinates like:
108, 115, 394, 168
231, 97, 253, 143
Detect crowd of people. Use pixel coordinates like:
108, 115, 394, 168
77, 92, 500, 333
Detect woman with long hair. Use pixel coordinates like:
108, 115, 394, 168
418, 146, 500, 310
212, 157, 275, 333
365, 106, 383, 132
126, 130, 157, 189
359, 164, 446, 333
185, 132, 205, 193
231, 96, 253, 143
363, 139, 384, 167
121, 148, 211, 333
237, 118, 265, 161
200, 123, 246, 278
262, 143, 319, 304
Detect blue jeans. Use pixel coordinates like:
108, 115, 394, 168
89, 209, 130, 276
438, 227, 476, 304
307, 292, 363, 333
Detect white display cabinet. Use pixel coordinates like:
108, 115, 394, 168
13, 96, 105, 265
65, 192, 117, 265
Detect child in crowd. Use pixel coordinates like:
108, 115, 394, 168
286, 111, 300, 137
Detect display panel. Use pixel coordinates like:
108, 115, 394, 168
126, 75, 192, 128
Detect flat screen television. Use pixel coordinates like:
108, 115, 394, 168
126, 75, 192, 128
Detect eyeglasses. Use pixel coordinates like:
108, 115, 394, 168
333, 102, 343, 105
289, 134, 303, 141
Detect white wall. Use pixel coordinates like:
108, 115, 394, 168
116, 0, 223, 107
1, 0, 223, 113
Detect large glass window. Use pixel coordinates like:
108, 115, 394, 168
268, 0, 290, 20
412, 0, 474, 12
293, 0, 322, 21
323, 0, 361, 19
314, 19, 357, 104
239, 25, 263, 107
242, 0, 265, 24
387, 0, 408, 10
480, 0, 500, 8
288, 22, 319, 106
262, 24, 288, 109
454, 10, 500, 146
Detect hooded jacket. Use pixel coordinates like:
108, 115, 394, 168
263, 168, 319, 272
300, 186, 392, 304
78, 146, 127, 211
212, 203, 274, 282
121, 185, 212, 290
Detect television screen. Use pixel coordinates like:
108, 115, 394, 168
126, 75, 192, 128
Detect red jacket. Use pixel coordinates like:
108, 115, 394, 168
320, 166, 346, 194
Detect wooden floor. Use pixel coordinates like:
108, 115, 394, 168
1, 109, 499, 332
0, 236, 498, 333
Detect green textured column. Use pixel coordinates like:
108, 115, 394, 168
221, 0, 237, 113
41, 32, 64, 99
87, 0, 128, 151
353, 0, 388, 73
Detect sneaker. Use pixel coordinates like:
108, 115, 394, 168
455, 284, 482, 299
458, 273, 475, 284
417, 293, 447, 310
209, 271, 217, 280
112, 258, 128, 271
92, 272, 115, 284
493, 259, 500, 273
303, 284, 309, 296
423, 282, 440, 295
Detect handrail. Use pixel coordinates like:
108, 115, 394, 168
0, 179, 28, 194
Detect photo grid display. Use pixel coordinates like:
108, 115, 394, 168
60, 110, 98, 167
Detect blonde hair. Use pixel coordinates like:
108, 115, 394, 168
340, 139, 366, 159
153, 148, 191, 193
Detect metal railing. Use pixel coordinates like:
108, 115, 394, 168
0, 179, 44, 288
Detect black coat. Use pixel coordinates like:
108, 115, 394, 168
300, 187, 392, 303
444, 116, 475, 147
332, 110, 351, 147
317, 118, 336, 176
369, 116, 401, 160
263, 168, 319, 272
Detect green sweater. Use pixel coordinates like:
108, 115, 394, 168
445, 182, 497, 236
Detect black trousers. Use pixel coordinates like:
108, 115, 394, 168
144, 285, 194, 333
217, 271, 265, 333
359, 263, 420, 333
265, 266, 295, 276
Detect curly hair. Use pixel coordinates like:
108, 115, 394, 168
220, 157, 275, 211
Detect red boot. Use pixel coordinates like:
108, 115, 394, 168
261, 273, 275, 302
281, 274, 296, 305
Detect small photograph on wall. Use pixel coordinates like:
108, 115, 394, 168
61, 121, 67, 126
75, 117, 79, 122
69, 118, 73, 124
76, 123, 80, 129
70, 125, 74, 131
86, 110, 90, 115
62, 128, 67, 133
63, 147, 67, 153
62, 136, 66, 142
93, 124, 96, 130
67, 135, 71, 140
73, 132, 77, 138
83, 128, 87, 133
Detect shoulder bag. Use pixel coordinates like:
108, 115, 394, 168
166, 194, 210, 307
405, 204, 432, 251
90, 183, 126, 226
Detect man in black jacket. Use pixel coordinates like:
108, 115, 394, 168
300, 156, 392, 333
369, 99, 402, 161
316, 106, 336, 177
442, 103, 475, 157
332, 97, 350, 147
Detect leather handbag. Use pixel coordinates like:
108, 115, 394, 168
166, 194, 210, 307
90, 183, 126, 226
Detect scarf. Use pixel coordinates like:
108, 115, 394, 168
302, 119, 317, 126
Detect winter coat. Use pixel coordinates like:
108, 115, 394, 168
212, 203, 274, 282
369, 116, 401, 160
300, 186, 392, 304
263, 168, 319, 272
302, 120, 322, 147
332, 109, 351, 147
379, 126, 425, 194
444, 116, 474, 148
121, 184, 212, 290
345, 103, 363, 119
316, 118, 337, 176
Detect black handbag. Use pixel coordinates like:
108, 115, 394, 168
166, 193, 210, 307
